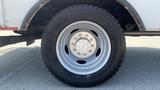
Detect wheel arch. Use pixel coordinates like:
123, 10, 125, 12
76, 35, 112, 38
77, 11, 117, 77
116, 0, 145, 31
21, 0, 146, 32
20, 0, 49, 31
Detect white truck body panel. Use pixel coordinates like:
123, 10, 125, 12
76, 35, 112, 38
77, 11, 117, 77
0, 0, 40, 30
127, 0, 160, 31
0, 0, 3, 25
0, 0, 160, 31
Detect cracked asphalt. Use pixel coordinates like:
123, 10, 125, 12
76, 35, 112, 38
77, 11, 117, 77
1, 32, 160, 90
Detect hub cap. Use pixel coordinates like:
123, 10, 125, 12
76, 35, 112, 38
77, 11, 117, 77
69, 31, 97, 58
56, 21, 111, 75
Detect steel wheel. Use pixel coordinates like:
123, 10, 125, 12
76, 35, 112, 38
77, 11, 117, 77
56, 21, 111, 75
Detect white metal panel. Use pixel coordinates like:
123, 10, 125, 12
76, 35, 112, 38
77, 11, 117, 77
1, 0, 160, 31
2, 0, 40, 29
0, 0, 3, 25
127, 0, 160, 31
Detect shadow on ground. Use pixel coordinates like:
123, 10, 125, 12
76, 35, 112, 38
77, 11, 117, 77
0, 47, 160, 90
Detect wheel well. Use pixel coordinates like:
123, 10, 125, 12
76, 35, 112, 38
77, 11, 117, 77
28, 0, 140, 34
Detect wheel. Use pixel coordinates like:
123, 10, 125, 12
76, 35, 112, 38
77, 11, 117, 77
41, 5, 126, 87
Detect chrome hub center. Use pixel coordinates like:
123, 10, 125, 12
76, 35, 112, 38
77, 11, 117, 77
69, 31, 97, 58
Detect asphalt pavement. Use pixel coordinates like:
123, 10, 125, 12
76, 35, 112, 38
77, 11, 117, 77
0, 32, 160, 90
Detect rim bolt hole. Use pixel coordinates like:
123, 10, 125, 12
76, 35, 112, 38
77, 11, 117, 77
70, 29, 79, 34
65, 45, 69, 54
77, 60, 86, 64
96, 48, 101, 57
90, 30, 98, 37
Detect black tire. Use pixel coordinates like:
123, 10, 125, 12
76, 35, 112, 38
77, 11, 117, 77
41, 5, 126, 87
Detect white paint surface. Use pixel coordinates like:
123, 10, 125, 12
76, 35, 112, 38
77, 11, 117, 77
0, 0, 3, 25
1, 0, 40, 29
127, 0, 160, 31
1, 0, 160, 31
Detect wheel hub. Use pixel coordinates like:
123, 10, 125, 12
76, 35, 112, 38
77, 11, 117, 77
69, 31, 97, 58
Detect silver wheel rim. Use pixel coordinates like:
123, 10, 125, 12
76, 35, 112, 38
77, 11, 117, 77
56, 21, 111, 75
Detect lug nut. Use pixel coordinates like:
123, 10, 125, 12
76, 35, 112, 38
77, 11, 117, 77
79, 34, 82, 36
72, 43, 75, 45
91, 44, 94, 47
74, 37, 77, 40
89, 50, 92, 53
83, 53, 87, 55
